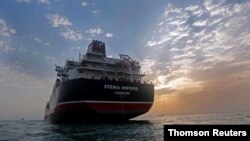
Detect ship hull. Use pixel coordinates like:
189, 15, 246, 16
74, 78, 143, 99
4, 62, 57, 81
44, 78, 154, 123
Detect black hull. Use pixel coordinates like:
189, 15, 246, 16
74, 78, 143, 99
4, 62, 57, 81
45, 78, 154, 123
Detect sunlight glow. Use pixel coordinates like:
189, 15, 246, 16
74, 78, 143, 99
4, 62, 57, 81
155, 77, 202, 90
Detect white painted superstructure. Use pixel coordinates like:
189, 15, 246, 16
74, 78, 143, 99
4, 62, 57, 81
55, 40, 145, 83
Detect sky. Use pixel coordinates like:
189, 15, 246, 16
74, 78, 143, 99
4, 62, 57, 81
0, 0, 249, 120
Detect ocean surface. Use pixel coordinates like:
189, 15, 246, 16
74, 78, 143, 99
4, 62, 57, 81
0, 112, 250, 141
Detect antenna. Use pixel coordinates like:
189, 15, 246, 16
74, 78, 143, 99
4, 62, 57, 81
79, 51, 81, 61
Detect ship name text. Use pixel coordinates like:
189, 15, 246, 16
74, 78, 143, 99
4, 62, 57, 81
104, 85, 138, 91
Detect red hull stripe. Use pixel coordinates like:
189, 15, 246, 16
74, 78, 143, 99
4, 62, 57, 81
45, 101, 152, 116
87, 103, 152, 110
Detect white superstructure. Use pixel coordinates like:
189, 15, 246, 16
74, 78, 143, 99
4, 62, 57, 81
55, 40, 145, 83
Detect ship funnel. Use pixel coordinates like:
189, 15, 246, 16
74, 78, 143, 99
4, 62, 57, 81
86, 40, 106, 57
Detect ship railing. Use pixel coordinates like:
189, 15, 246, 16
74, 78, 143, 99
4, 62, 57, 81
91, 76, 142, 83
76, 66, 142, 76
77, 66, 118, 73
79, 71, 149, 84
68, 71, 152, 84
93, 76, 153, 84
81, 56, 116, 65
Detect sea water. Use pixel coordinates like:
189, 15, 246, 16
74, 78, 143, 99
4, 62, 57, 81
0, 112, 249, 141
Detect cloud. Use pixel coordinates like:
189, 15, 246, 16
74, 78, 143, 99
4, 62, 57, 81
145, 4, 190, 47
61, 28, 82, 41
155, 77, 202, 90
18, 45, 27, 52
38, 0, 50, 5
44, 42, 50, 47
172, 51, 196, 60
233, 2, 250, 13
33, 37, 42, 43
204, 0, 233, 17
209, 17, 222, 26
142, 0, 250, 115
46, 14, 82, 41
32, 51, 39, 56
9, 29, 16, 34
0, 18, 16, 53
85, 27, 103, 36
193, 20, 208, 26
17, 0, 50, 5
105, 32, 113, 38
92, 10, 99, 14
33, 37, 52, 47
141, 59, 157, 77
143, 0, 250, 92
16, 0, 31, 3
0, 19, 16, 37
185, 5, 199, 11
46, 14, 72, 28
146, 40, 157, 47
185, 4, 205, 16
81, 1, 88, 7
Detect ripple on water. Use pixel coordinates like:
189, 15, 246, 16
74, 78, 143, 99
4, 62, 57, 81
0, 112, 250, 140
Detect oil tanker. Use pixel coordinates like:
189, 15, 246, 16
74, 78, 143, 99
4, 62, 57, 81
44, 40, 154, 123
